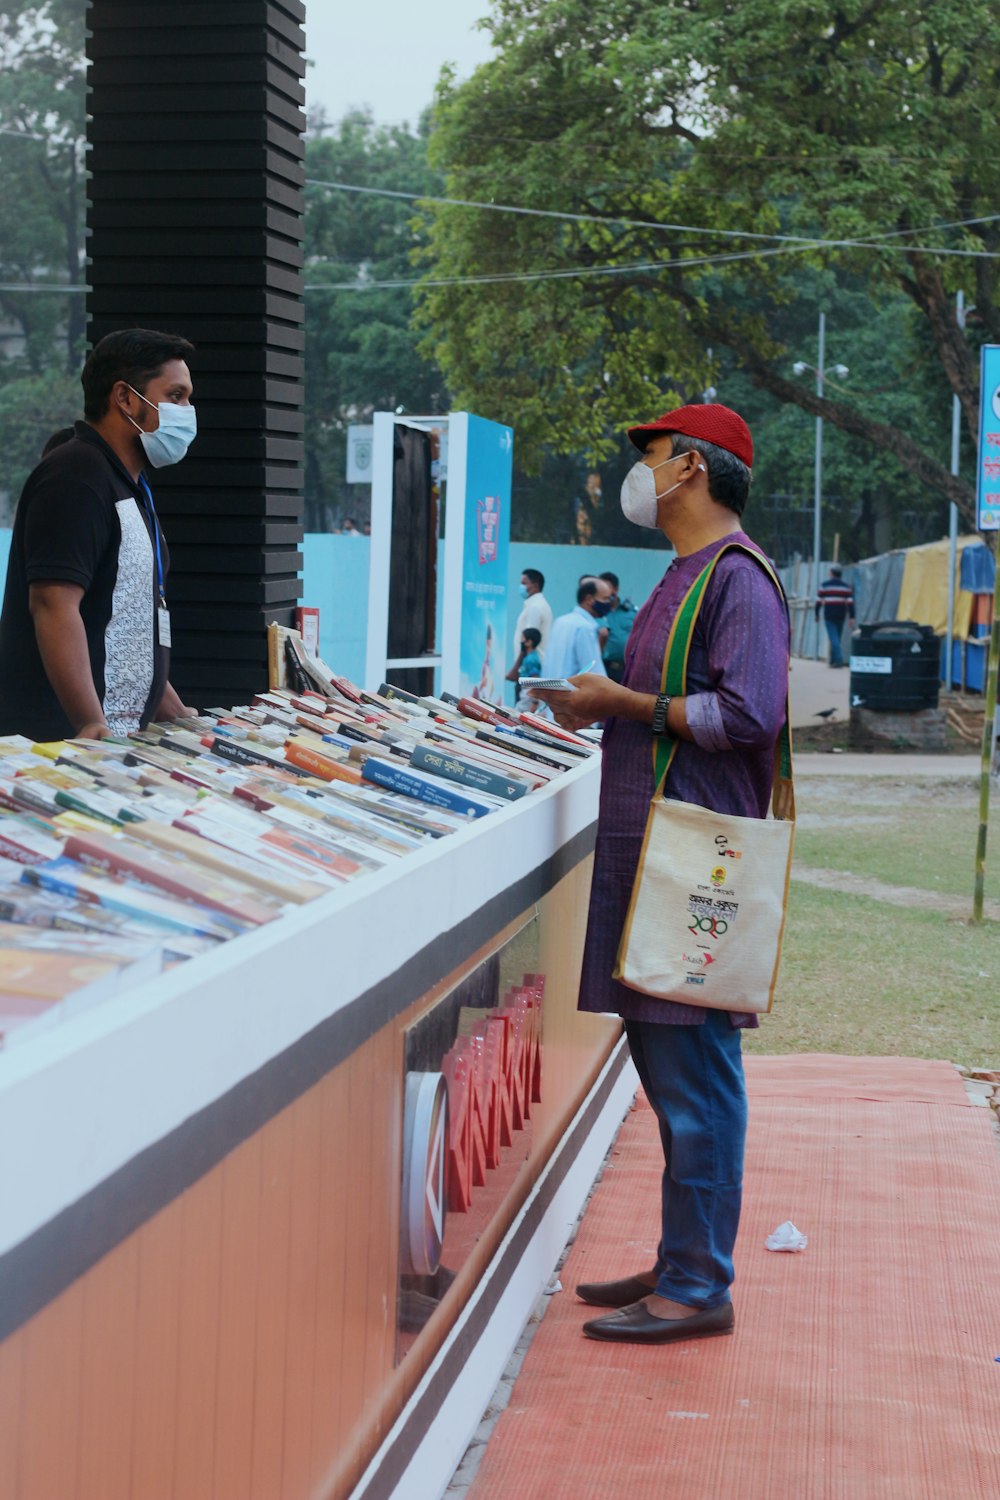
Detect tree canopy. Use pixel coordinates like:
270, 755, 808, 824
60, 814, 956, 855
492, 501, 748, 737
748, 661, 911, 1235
417, 0, 998, 525
0, 1, 87, 516
303, 108, 448, 528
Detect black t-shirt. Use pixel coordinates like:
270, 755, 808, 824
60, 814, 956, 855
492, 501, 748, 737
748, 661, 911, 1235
0, 422, 170, 741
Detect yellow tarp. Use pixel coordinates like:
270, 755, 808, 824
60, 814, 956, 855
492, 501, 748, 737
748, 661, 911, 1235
896, 535, 978, 638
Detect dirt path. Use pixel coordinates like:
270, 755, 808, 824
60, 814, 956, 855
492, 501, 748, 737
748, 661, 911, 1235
792, 864, 1000, 922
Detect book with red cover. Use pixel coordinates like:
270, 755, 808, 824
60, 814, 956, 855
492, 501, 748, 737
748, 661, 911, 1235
62, 830, 279, 926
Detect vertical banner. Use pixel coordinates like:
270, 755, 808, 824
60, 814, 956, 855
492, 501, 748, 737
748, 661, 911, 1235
456, 414, 513, 701
976, 344, 1000, 532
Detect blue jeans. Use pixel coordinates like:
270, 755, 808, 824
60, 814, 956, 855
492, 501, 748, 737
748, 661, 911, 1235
625, 1013, 747, 1309
824, 614, 846, 666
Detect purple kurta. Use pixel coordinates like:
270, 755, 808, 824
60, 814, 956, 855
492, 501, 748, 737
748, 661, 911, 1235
577, 531, 789, 1028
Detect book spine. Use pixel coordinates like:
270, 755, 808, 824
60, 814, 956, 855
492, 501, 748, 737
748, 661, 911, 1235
283, 742, 363, 784
410, 744, 527, 802
361, 758, 491, 818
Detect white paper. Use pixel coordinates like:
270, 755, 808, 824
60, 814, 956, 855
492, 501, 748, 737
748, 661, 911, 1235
765, 1219, 808, 1252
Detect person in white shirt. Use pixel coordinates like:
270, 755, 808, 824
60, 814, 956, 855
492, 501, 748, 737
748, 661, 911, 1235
513, 568, 553, 658
545, 577, 612, 680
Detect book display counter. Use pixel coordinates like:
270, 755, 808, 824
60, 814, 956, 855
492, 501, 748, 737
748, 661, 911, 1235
0, 678, 635, 1500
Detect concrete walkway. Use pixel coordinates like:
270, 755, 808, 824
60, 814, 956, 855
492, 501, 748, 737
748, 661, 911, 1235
789, 655, 983, 778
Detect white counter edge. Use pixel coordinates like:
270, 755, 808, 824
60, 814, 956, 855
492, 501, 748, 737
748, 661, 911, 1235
0, 755, 600, 1258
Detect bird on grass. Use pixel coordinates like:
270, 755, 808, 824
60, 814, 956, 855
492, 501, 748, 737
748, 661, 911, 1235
814, 707, 838, 720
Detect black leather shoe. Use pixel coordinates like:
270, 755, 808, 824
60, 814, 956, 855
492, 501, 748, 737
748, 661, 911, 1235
575, 1274, 658, 1308
582, 1299, 735, 1344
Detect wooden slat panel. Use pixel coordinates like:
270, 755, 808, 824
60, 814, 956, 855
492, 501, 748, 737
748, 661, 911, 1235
130, 1202, 183, 1500
212, 1135, 262, 1500
279, 1084, 323, 1500
77, 1238, 140, 1500
17, 1284, 84, 1499
172, 1173, 224, 1500
249, 1105, 294, 1500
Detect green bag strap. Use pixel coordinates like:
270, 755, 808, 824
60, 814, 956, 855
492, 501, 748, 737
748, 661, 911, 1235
651, 542, 794, 820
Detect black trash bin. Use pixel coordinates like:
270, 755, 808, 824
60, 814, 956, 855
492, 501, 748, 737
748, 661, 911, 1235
849, 621, 940, 712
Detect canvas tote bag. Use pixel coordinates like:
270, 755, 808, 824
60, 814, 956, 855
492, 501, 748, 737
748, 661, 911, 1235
614, 543, 795, 1014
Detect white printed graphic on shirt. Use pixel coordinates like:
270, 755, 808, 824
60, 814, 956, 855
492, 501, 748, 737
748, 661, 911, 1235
103, 498, 155, 736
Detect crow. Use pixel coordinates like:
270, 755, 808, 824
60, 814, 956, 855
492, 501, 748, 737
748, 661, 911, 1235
814, 707, 838, 720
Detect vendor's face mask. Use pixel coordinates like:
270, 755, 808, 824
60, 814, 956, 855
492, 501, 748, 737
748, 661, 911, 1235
124, 385, 197, 469
619, 449, 702, 529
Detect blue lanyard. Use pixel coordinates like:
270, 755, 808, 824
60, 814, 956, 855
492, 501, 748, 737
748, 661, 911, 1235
137, 475, 166, 605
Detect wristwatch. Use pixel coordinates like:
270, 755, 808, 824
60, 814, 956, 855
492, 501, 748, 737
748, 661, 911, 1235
651, 692, 673, 736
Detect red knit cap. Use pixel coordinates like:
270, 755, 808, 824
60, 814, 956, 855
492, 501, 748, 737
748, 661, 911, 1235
626, 403, 754, 469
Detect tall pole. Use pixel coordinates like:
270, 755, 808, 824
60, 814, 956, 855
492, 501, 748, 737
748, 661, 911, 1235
973, 533, 1000, 922
813, 311, 825, 660
946, 291, 964, 690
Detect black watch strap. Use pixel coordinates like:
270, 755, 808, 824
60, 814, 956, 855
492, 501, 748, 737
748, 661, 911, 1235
651, 692, 673, 736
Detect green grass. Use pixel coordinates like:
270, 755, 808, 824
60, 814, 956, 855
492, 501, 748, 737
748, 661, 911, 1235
792, 790, 987, 905
745, 880, 1000, 1062
744, 774, 998, 1060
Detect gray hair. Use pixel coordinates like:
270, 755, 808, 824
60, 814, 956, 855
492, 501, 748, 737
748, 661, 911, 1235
669, 433, 752, 517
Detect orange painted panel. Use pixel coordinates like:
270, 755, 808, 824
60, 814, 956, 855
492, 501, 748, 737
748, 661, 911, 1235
280, 1084, 323, 1500
0, 1330, 23, 1500
364, 1025, 403, 1446
77, 1237, 140, 1500
18, 1282, 84, 1500
172, 1171, 224, 1500
130, 1202, 183, 1500
249, 1105, 294, 1500
212, 1134, 263, 1500
336, 1040, 380, 1498
308, 1058, 353, 1496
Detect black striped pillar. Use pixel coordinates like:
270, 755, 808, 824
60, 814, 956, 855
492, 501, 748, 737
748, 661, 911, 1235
86, 1, 306, 706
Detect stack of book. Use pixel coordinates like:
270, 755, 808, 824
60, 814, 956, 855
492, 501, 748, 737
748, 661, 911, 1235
0, 640, 594, 1047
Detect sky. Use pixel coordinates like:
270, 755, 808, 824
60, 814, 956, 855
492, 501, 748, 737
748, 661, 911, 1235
303, 1, 494, 129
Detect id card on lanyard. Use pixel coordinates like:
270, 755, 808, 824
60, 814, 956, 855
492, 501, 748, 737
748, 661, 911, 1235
138, 475, 171, 648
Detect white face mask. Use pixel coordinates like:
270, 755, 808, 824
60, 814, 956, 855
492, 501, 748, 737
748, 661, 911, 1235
619, 450, 703, 529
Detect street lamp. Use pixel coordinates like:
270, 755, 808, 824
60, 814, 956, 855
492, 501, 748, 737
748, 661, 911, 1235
792, 311, 848, 659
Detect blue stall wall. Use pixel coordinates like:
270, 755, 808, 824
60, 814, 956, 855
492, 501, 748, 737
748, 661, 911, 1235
297, 536, 674, 689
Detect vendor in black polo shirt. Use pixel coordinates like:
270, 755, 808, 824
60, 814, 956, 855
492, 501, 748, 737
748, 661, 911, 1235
0, 328, 198, 741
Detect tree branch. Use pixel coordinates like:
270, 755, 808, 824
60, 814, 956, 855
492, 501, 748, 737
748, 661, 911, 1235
729, 334, 977, 524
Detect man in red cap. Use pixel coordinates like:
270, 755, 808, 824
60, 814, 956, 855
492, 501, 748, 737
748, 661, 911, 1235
534, 403, 788, 1346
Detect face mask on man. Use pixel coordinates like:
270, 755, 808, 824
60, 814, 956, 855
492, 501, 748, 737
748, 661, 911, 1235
519, 582, 530, 599
125, 384, 198, 469
590, 598, 612, 618
619, 449, 704, 529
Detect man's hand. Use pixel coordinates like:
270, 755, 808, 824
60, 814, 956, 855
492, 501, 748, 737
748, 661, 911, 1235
154, 680, 196, 721
532, 673, 636, 730
75, 720, 113, 741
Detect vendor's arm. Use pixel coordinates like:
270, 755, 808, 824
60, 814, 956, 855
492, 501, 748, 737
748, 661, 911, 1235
154, 680, 196, 721
28, 581, 110, 738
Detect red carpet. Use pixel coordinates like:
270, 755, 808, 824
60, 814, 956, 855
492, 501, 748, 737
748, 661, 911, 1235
467, 1056, 1000, 1499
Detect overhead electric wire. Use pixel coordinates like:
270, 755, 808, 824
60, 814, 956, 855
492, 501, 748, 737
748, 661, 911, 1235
305, 177, 1000, 258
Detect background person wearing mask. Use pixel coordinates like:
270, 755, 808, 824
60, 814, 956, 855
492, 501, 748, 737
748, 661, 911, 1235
512, 567, 552, 659
0, 327, 197, 741
544, 576, 612, 680
599, 570, 637, 683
